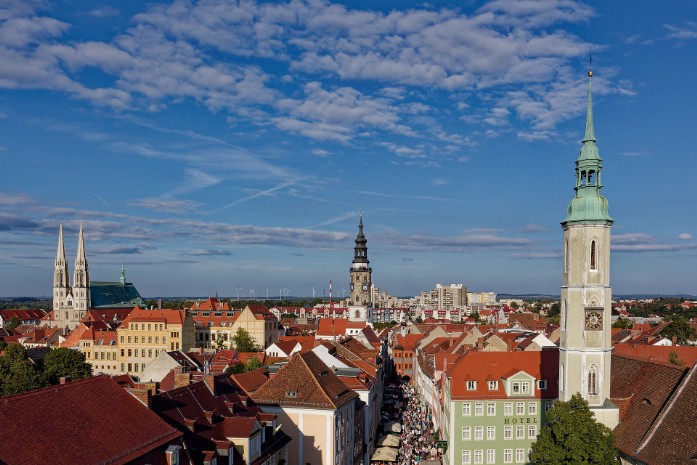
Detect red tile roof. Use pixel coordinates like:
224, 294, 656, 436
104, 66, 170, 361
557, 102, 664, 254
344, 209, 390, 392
253, 351, 358, 409
0, 375, 181, 465
613, 344, 697, 367
121, 307, 186, 326
231, 367, 271, 395
448, 350, 559, 400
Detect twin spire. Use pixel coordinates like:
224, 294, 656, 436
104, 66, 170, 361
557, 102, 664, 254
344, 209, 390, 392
54, 223, 89, 289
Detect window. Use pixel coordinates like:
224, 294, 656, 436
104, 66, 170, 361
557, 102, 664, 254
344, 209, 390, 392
528, 425, 537, 439
135, 336, 139, 344
467, 381, 477, 390
120, 336, 124, 343
120, 349, 124, 357
588, 365, 598, 395
462, 426, 471, 440
135, 349, 139, 357
590, 240, 597, 270
521, 382, 530, 394
545, 401, 554, 413
148, 349, 152, 358
462, 403, 471, 416
134, 324, 138, 330
148, 324, 151, 331
475, 403, 484, 416
128, 336, 132, 343
148, 336, 152, 343
474, 426, 483, 441
462, 450, 471, 464
121, 363, 125, 372
486, 426, 495, 440
488, 380, 498, 390
516, 425, 525, 439
528, 402, 537, 415
285, 391, 297, 398
504, 426, 512, 440
487, 402, 496, 416
474, 450, 483, 464
504, 402, 513, 416
512, 382, 520, 394
516, 449, 525, 463
134, 364, 139, 372
156, 336, 159, 344
516, 402, 525, 415
537, 380, 547, 390
486, 449, 495, 464
504, 449, 513, 463
127, 349, 132, 357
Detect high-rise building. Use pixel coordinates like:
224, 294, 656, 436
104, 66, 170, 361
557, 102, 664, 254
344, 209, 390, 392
559, 68, 618, 428
348, 212, 372, 321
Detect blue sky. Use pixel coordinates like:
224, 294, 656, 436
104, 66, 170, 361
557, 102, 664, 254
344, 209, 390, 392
2, 0, 697, 298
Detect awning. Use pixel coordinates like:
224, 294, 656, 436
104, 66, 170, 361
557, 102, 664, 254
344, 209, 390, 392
376, 435, 400, 447
383, 421, 402, 433
371, 447, 399, 462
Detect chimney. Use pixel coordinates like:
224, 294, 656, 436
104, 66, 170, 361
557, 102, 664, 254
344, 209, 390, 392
175, 372, 191, 388
157, 299, 163, 310
202, 410, 215, 424
127, 387, 152, 408
203, 373, 217, 395
59, 376, 71, 385
183, 418, 196, 432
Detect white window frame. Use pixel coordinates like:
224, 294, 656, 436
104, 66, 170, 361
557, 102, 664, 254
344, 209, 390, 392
504, 425, 512, 440
528, 402, 537, 415
488, 380, 498, 390
467, 380, 477, 391
462, 450, 471, 465
512, 381, 520, 394
462, 426, 471, 441
486, 449, 495, 464
487, 402, 496, 416
474, 450, 484, 464
528, 425, 537, 439
516, 449, 525, 463
504, 402, 513, 416
516, 425, 525, 439
521, 381, 530, 394
486, 426, 495, 440
537, 380, 547, 390
504, 449, 513, 464
475, 402, 484, 416
516, 402, 525, 415
462, 402, 471, 416
474, 426, 484, 441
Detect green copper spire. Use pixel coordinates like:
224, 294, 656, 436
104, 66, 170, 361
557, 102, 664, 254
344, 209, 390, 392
562, 68, 613, 226
120, 261, 126, 285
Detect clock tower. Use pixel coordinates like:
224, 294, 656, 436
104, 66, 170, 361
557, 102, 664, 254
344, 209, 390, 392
349, 212, 372, 321
559, 67, 618, 428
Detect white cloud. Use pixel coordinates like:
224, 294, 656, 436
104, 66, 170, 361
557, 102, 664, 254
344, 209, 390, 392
678, 233, 693, 240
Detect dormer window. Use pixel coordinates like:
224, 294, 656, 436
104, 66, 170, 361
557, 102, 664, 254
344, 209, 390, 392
512, 382, 520, 394
466, 380, 477, 391
488, 381, 498, 390
521, 382, 530, 394
537, 380, 547, 390
285, 391, 297, 398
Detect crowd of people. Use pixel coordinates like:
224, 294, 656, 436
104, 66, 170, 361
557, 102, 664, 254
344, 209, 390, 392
397, 382, 439, 464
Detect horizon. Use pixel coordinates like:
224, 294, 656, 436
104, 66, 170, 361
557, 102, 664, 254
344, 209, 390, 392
1, 0, 696, 297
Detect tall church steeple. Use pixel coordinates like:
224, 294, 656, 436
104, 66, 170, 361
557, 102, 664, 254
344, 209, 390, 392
72, 223, 90, 311
53, 223, 70, 289
349, 211, 372, 316
559, 66, 618, 429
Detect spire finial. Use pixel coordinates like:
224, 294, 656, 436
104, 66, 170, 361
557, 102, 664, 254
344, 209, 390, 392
588, 49, 593, 77
583, 57, 596, 143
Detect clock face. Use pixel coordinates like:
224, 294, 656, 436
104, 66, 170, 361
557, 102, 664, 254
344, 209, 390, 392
585, 311, 602, 330
362, 284, 369, 291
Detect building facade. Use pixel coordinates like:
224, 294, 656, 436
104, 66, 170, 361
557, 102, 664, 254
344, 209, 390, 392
559, 69, 618, 428
52, 224, 90, 329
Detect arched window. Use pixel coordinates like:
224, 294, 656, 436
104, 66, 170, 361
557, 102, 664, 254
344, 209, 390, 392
588, 170, 595, 185
581, 170, 587, 186
588, 365, 598, 395
590, 240, 597, 270
564, 239, 569, 272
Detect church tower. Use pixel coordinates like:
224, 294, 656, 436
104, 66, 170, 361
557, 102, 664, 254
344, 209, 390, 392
72, 223, 91, 314
53, 223, 70, 314
559, 67, 618, 428
349, 212, 372, 321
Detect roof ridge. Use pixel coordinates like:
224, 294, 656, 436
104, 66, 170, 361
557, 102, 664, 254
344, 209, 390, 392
0, 374, 108, 400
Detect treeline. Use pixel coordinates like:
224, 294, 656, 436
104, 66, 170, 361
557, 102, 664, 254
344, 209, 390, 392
0, 298, 51, 310
0, 345, 92, 397
143, 298, 327, 309
622, 298, 697, 320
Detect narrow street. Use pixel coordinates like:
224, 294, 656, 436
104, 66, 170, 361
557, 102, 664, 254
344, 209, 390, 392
397, 382, 441, 465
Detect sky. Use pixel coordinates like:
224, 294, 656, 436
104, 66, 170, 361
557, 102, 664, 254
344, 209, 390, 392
1, 0, 697, 298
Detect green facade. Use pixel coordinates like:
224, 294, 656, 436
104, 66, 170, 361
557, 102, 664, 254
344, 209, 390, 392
444, 373, 555, 465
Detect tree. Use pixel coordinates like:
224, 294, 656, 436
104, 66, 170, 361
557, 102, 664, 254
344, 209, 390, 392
215, 332, 227, 349
5, 317, 21, 330
612, 317, 633, 329
0, 344, 43, 396
660, 317, 697, 344
668, 350, 685, 366
511, 301, 519, 309
530, 393, 618, 465
232, 327, 260, 352
245, 356, 262, 371
41, 348, 92, 385
470, 311, 481, 322
225, 363, 246, 375
548, 302, 561, 318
